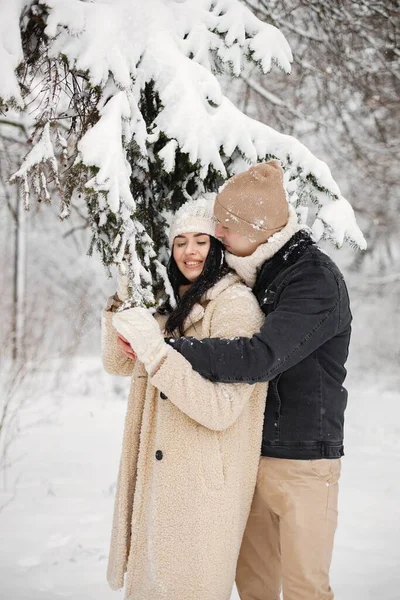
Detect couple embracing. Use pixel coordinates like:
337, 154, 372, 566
102, 161, 351, 600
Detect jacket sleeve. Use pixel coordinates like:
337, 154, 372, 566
165, 264, 342, 383
150, 288, 267, 431
101, 309, 135, 377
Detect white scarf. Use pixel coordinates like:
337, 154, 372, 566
225, 205, 303, 287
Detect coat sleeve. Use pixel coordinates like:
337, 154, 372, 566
165, 264, 343, 383
150, 287, 267, 431
101, 309, 135, 377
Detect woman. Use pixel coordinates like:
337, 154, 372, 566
102, 197, 268, 600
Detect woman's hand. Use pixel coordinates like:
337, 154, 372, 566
112, 308, 168, 374
117, 334, 137, 360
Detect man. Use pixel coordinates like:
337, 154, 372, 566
164, 161, 352, 600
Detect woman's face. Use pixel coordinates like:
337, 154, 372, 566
173, 232, 211, 282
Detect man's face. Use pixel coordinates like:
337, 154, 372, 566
215, 222, 262, 257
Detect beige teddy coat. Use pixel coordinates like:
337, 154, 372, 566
102, 272, 268, 600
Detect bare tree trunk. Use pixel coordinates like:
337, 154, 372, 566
11, 188, 26, 362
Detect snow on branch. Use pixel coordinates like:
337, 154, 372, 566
172, 0, 292, 75
10, 121, 61, 209
79, 92, 134, 214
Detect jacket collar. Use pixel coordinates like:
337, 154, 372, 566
252, 229, 315, 304
182, 272, 241, 332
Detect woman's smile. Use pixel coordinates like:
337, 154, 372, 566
184, 260, 203, 268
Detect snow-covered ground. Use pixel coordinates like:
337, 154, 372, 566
0, 357, 399, 600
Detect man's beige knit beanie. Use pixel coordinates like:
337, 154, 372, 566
214, 161, 289, 242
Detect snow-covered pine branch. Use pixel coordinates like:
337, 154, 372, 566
0, 0, 366, 305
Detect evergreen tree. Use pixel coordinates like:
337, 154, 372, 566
0, 0, 366, 305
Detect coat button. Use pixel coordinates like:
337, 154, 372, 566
155, 450, 163, 461
160, 392, 167, 400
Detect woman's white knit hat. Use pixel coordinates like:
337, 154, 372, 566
168, 194, 218, 246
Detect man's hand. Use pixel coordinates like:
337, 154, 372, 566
117, 334, 137, 360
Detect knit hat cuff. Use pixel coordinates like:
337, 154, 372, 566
214, 196, 288, 233
168, 195, 218, 245
214, 196, 288, 238
169, 216, 217, 245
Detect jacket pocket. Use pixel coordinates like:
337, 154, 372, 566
309, 459, 341, 485
196, 425, 225, 490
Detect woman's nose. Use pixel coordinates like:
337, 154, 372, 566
184, 243, 197, 256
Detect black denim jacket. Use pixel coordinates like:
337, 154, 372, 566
167, 231, 352, 460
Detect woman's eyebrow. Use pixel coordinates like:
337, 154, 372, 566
175, 233, 208, 239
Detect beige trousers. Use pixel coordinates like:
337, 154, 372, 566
236, 457, 341, 600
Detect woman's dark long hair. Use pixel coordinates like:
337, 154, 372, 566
162, 236, 230, 336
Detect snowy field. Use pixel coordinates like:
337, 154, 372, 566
1, 357, 399, 600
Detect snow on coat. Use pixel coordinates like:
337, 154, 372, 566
102, 272, 268, 600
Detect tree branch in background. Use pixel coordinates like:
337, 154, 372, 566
242, 0, 399, 272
